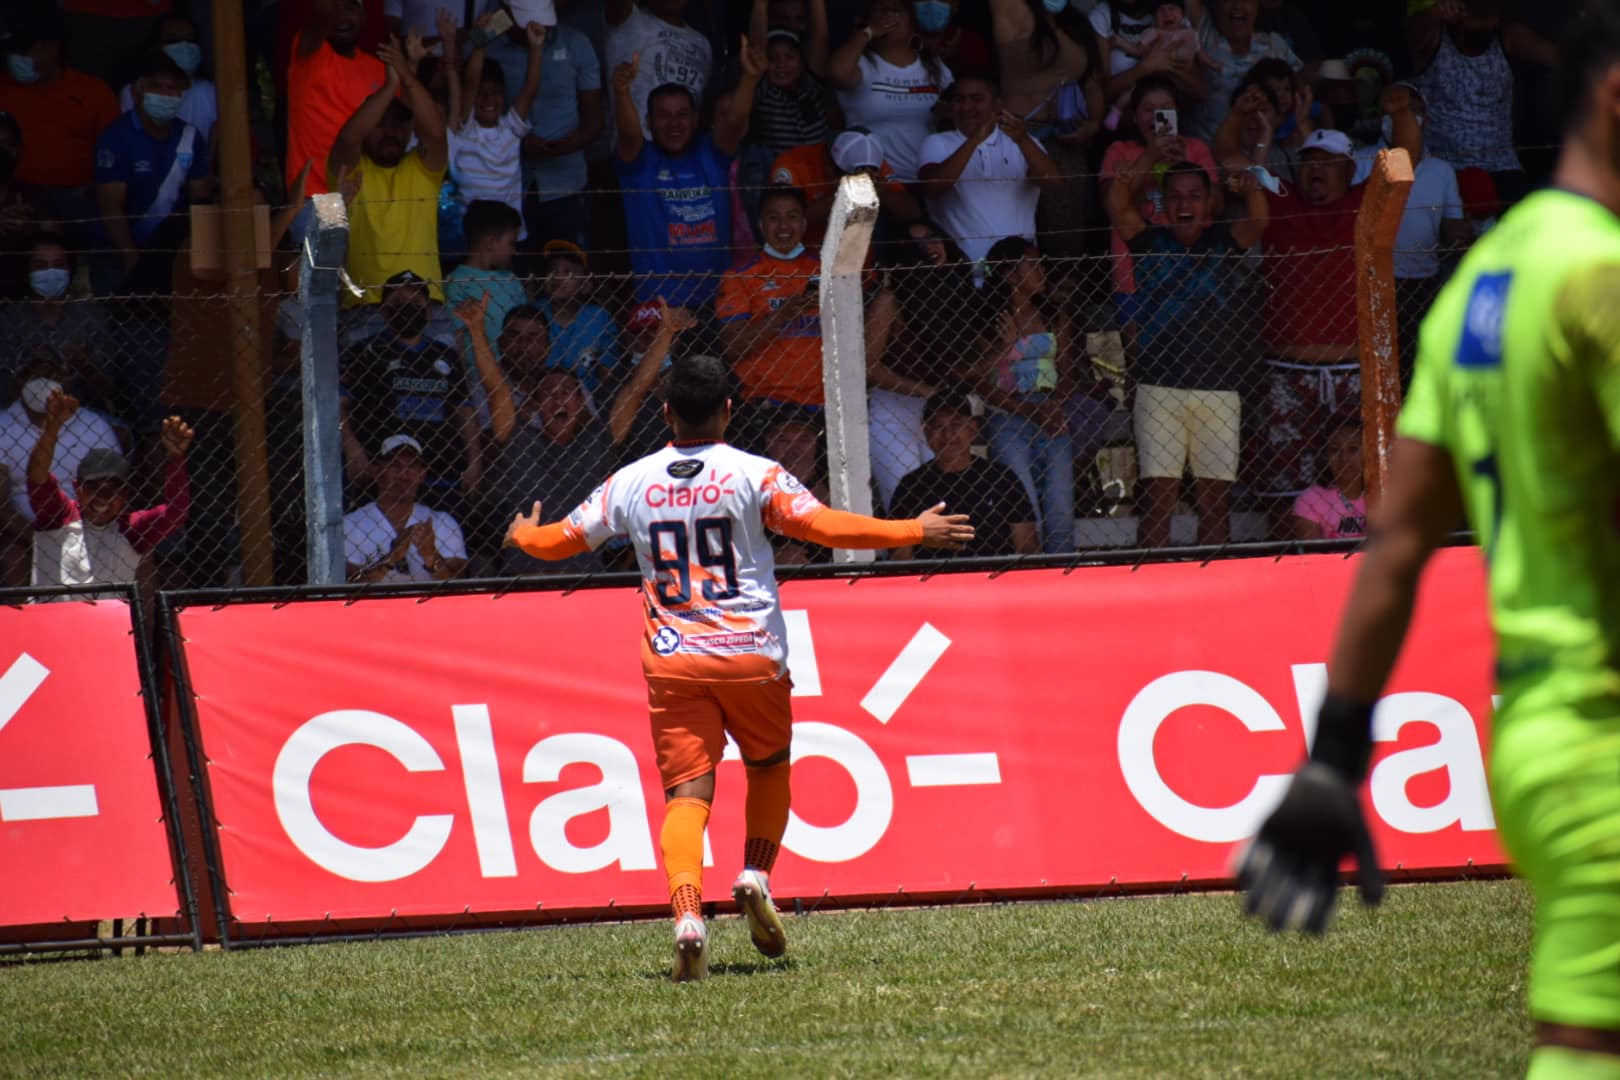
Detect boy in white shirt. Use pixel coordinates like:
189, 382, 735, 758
447, 12, 548, 233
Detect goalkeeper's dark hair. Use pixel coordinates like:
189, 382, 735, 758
1561, 1, 1620, 130
666, 353, 730, 426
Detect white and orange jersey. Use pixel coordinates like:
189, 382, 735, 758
514, 438, 923, 682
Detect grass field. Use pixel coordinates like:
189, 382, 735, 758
1, 880, 1531, 1078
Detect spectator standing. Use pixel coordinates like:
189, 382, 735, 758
117, 13, 219, 144
448, 14, 547, 233
1108, 161, 1269, 548
747, 0, 833, 158
606, 0, 714, 142
344, 434, 468, 582
827, 0, 954, 181
0, 234, 112, 404
28, 388, 191, 590
1099, 74, 1219, 299
1408, 0, 1528, 206
483, 9, 604, 250
486, 368, 615, 575
93, 51, 213, 297
863, 220, 987, 508
287, 0, 389, 200
1189, 0, 1302, 142
977, 238, 1075, 554
0, 9, 120, 202
536, 240, 622, 399
1289, 417, 1365, 541
1092, 0, 1208, 109
890, 387, 1037, 560
330, 35, 450, 304
917, 71, 1061, 261
614, 45, 765, 309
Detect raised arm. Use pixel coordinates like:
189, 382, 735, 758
1001, 113, 1061, 193
613, 53, 644, 162
1381, 84, 1421, 164
1104, 153, 1151, 241
437, 8, 469, 129
387, 32, 448, 172
25, 389, 75, 490
714, 37, 766, 156
827, 20, 875, 91
329, 57, 402, 175
773, 498, 973, 551
1406, 0, 1462, 74
1227, 170, 1270, 249
451, 292, 516, 443
513, 22, 548, 118
806, 0, 829, 77
606, 0, 635, 28
917, 127, 989, 199
609, 301, 695, 444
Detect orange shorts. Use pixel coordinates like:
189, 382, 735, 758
645, 675, 795, 789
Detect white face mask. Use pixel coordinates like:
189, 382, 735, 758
764, 243, 806, 260
29, 267, 71, 299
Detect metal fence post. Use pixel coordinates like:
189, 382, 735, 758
301, 193, 350, 585
819, 174, 880, 564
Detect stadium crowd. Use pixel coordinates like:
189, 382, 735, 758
0, 0, 1572, 589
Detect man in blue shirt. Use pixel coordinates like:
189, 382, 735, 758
485, 16, 604, 251
612, 40, 765, 310
93, 49, 213, 295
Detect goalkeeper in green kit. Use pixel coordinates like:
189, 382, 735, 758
1237, 4, 1620, 1076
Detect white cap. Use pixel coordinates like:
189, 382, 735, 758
508, 0, 558, 28
1316, 58, 1353, 82
379, 434, 424, 458
831, 130, 885, 174
21, 378, 61, 415
1300, 128, 1354, 159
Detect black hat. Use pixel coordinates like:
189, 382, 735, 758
76, 448, 131, 484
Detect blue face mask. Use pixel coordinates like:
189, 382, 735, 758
6, 54, 39, 85
912, 0, 951, 33
1042, 0, 1068, 12
163, 41, 202, 76
142, 92, 184, 123
29, 267, 70, 300
765, 243, 806, 261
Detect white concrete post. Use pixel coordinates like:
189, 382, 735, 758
819, 174, 880, 564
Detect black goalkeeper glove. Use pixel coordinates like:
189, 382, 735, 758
1235, 694, 1386, 935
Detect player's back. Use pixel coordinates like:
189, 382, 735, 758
581, 440, 815, 682
1401, 189, 1620, 707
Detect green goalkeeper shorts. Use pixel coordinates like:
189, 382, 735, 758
1493, 695, 1620, 1031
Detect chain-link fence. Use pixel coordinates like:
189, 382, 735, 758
0, 176, 1475, 592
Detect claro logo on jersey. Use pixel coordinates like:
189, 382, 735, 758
645, 469, 736, 507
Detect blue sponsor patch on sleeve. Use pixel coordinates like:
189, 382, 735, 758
1457, 271, 1512, 368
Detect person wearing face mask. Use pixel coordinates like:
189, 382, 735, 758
0, 235, 111, 396
0, 8, 119, 194
117, 15, 219, 144
26, 387, 192, 591
92, 50, 214, 296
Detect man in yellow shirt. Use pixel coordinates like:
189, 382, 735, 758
329, 33, 448, 305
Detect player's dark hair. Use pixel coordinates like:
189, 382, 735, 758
648, 82, 697, 113
1561, 2, 1620, 130
1164, 159, 1212, 192
463, 199, 523, 250
666, 354, 731, 426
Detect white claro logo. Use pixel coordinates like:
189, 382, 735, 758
1117, 663, 1495, 843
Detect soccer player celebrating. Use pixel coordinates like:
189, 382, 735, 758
1237, 5, 1620, 1076
504, 354, 973, 981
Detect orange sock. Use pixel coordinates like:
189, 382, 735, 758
661, 796, 710, 917
743, 761, 791, 874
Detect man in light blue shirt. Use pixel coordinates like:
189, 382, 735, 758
485, 13, 604, 251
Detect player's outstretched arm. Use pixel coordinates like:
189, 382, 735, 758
503, 500, 592, 561
775, 500, 974, 552
1237, 436, 1463, 934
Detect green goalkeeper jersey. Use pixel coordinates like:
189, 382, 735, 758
1398, 189, 1620, 707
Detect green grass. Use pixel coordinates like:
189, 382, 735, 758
0, 880, 1531, 1078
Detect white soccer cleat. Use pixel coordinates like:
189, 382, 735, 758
671, 914, 708, 982
732, 869, 787, 959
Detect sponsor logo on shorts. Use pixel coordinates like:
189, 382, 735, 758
651, 627, 683, 655
666, 458, 703, 479
687, 631, 761, 654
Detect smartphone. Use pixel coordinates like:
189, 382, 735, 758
1153, 108, 1178, 137
468, 9, 514, 48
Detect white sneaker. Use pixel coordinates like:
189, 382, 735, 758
731, 869, 787, 959
671, 914, 708, 982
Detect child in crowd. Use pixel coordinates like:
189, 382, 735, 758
1106, 2, 1219, 130
445, 11, 547, 238
536, 240, 621, 400
446, 200, 528, 426
1291, 418, 1367, 541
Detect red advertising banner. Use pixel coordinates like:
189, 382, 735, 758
0, 600, 181, 926
175, 550, 1504, 925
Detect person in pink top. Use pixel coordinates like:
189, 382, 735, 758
1098, 73, 1219, 308
1290, 418, 1365, 541
27, 388, 193, 589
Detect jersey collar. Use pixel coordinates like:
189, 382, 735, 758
669, 438, 726, 448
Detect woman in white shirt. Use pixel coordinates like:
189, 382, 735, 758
827, 0, 954, 181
